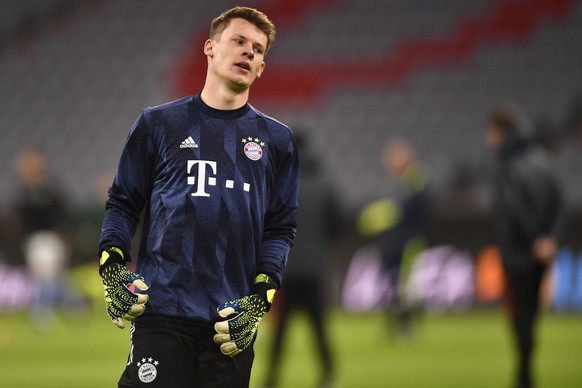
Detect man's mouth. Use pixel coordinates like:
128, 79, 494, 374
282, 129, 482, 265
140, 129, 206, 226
235, 62, 250, 71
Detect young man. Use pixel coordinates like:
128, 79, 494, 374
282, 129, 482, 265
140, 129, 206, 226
98, 7, 299, 388
485, 105, 562, 388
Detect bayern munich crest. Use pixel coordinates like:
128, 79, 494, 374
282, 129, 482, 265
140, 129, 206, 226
242, 137, 265, 161
137, 357, 159, 383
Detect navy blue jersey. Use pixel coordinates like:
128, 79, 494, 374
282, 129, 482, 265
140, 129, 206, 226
99, 94, 298, 326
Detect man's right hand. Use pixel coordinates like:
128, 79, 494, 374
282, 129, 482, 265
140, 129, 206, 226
99, 247, 150, 329
532, 236, 557, 265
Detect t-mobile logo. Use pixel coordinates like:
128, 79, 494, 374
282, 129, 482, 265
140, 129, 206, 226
187, 160, 250, 197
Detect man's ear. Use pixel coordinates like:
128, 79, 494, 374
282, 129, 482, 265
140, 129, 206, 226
204, 39, 214, 57
256, 62, 266, 78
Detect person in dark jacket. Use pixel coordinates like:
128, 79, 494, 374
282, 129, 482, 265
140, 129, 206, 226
13, 147, 85, 327
485, 104, 563, 388
263, 132, 341, 388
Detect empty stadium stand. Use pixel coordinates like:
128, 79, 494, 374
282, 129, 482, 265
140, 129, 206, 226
0, 0, 581, 221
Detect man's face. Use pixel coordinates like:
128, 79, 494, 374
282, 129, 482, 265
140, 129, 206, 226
485, 124, 502, 149
205, 18, 267, 91
383, 140, 412, 177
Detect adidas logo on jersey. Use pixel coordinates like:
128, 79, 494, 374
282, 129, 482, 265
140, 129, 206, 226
180, 136, 199, 148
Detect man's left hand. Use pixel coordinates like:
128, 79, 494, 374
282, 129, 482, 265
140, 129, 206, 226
213, 274, 276, 357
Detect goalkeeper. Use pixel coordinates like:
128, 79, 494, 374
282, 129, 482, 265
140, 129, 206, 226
98, 6, 298, 388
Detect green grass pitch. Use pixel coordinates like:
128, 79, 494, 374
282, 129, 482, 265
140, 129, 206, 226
252, 309, 582, 388
0, 268, 580, 387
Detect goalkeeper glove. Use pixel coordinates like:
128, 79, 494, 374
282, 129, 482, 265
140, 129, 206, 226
213, 274, 277, 357
99, 247, 150, 329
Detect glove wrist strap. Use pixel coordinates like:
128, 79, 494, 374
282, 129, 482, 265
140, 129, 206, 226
99, 247, 126, 275
253, 274, 277, 311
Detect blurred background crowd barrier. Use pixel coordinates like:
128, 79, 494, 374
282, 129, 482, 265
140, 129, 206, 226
1, 0, 582, 315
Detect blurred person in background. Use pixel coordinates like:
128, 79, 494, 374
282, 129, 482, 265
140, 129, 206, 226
13, 146, 85, 328
357, 137, 432, 340
263, 131, 341, 388
564, 94, 582, 146
485, 104, 563, 388
97, 7, 298, 388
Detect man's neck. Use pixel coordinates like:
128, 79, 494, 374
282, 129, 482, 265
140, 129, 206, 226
200, 80, 249, 110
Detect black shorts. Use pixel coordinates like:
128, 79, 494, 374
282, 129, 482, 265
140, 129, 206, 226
117, 318, 255, 388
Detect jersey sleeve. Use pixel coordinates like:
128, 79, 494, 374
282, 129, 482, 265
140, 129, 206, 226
98, 111, 156, 259
257, 133, 299, 287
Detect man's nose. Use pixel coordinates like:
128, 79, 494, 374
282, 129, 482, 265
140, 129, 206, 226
243, 44, 254, 60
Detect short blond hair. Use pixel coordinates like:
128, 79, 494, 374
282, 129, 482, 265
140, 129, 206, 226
210, 7, 276, 54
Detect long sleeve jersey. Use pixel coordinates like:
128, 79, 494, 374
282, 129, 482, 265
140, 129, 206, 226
99, 94, 299, 326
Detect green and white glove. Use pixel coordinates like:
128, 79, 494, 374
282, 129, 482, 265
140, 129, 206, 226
99, 247, 150, 329
213, 274, 277, 357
